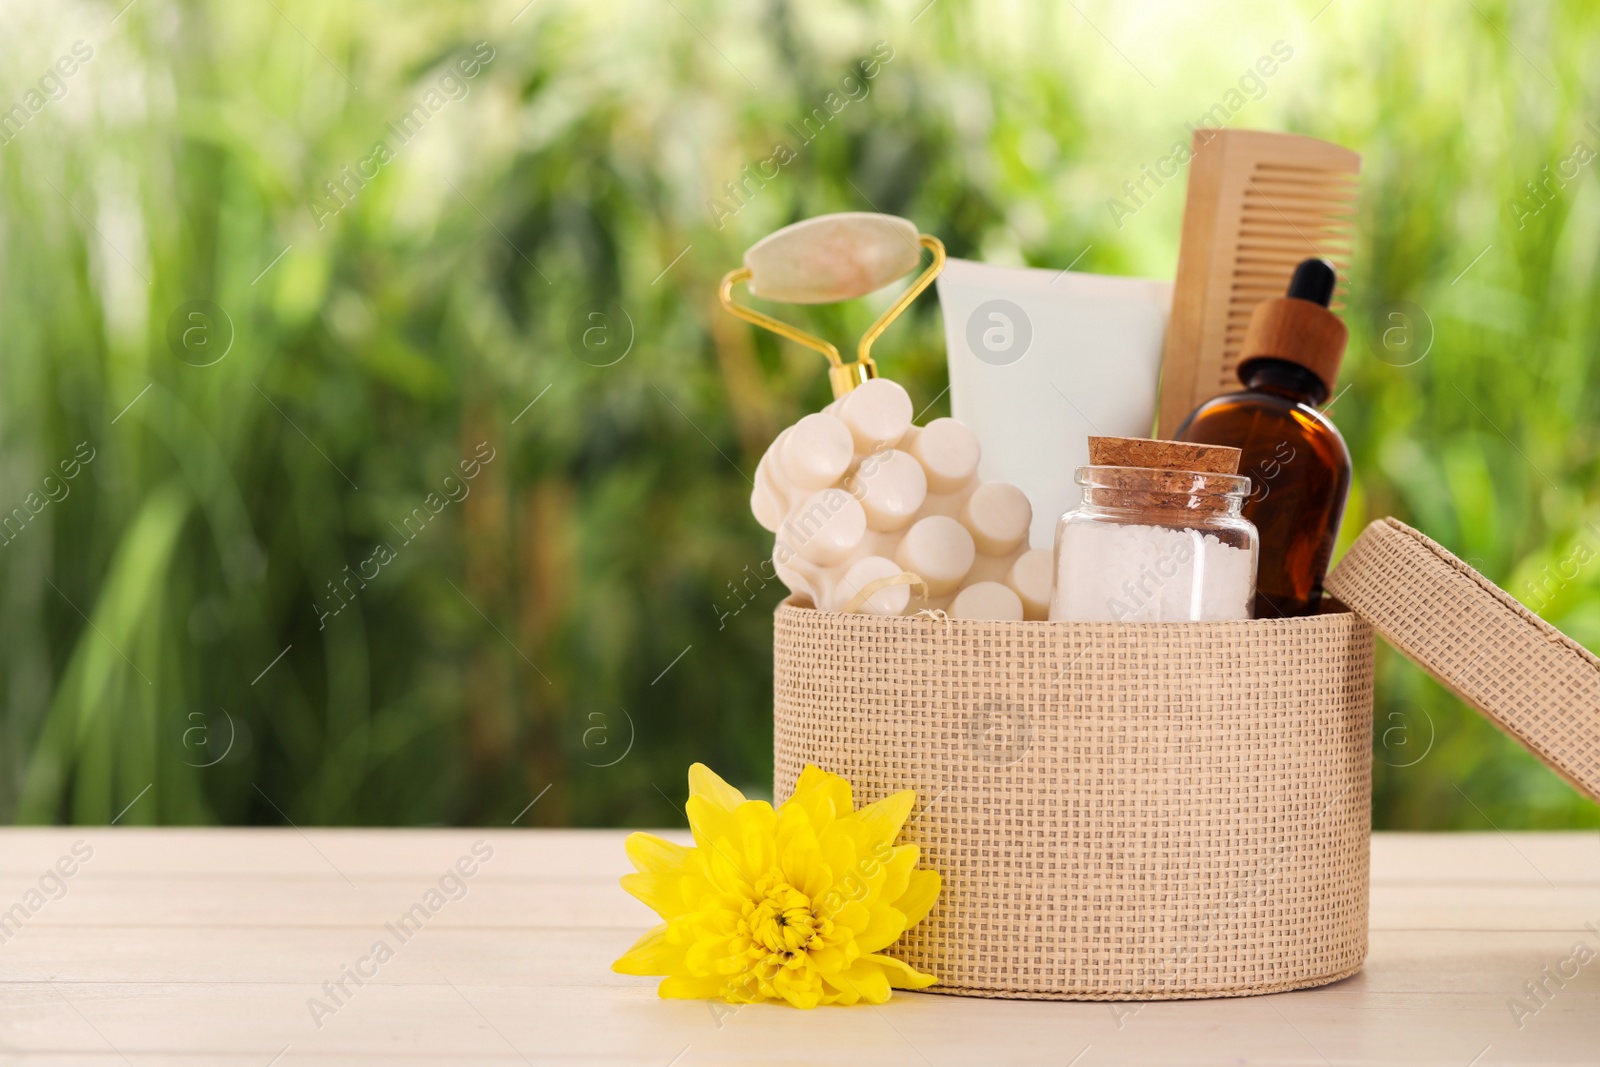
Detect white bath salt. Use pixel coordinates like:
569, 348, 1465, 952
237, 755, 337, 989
1049, 521, 1254, 622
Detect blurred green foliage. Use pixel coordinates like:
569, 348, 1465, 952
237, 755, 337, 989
0, 0, 1596, 829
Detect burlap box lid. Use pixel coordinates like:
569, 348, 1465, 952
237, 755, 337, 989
1327, 517, 1600, 802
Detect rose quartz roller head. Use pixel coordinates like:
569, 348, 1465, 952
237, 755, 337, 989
744, 214, 923, 305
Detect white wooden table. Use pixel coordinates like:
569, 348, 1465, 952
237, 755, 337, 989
1, 829, 1596, 1065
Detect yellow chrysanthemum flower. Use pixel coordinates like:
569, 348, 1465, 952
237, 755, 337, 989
612, 763, 941, 1008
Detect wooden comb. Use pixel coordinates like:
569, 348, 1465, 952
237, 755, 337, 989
1155, 129, 1360, 437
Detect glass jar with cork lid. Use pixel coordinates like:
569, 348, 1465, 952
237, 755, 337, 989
1049, 436, 1258, 622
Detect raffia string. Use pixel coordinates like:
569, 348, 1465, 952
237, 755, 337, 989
841, 571, 929, 615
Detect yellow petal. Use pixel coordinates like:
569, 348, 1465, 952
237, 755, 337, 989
685, 793, 736, 848
675, 856, 738, 921
688, 763, 747, 812
793, 763, 842, 797
867, 953, 938, 990
806, 943, 850, 973
787, 764, 854, 830
772, 961, 823, 1009
832, 899, 870, 931
683, 932, 741, 977
658, 974, 734, 1000
697, 839, 754, 897
779, 987, 821, 1009
852, 789, 916, 844
817, 821, 866, 890
855, 903, 909, 954
877, 844, 919, 904
823, 958, 892, 1004
623, 832, 689, 875
775, 805, 831, 900
685, 796, 752, 887
774, 794, 814, 844
619, 872, 683, 918
734, 800, 778, 875
612, 924, 684, 975
893, 868, 941, 929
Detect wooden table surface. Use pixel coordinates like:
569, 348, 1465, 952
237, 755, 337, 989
0, 828, 1597, 1066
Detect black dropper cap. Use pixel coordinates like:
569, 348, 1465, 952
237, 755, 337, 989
1286, 257, 1336, 307
1236, 256, 1348, 398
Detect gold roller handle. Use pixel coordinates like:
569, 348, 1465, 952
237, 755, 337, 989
858, 234, 945, 376
718, 218, 946, 398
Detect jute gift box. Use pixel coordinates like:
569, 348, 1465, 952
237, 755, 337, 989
772, 518, 1600, 1000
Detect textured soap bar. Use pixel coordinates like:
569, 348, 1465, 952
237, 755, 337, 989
753, 378, 1041, 619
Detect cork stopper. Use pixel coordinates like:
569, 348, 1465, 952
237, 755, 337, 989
1087, 436, 1241, 475
1238, 258, 1348, 399
1082, 437, 1247, 513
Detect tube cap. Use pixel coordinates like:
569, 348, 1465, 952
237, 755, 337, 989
1237, 258, 1348, 399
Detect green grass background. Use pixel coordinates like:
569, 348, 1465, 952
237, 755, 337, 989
1, 0, 1596, 829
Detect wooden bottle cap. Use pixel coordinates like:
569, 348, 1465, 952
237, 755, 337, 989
1087, 436, 1241, 474
1239, 297, 1348, 398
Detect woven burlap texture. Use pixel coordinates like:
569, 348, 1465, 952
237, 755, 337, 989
1327, 517, 1600, 802
774, 603, 1374, 1000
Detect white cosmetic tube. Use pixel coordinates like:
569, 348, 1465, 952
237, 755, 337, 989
936, 258, 1172, 548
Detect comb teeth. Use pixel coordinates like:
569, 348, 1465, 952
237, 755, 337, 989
1157, 131, 1361, 437
1223, 164, 1357, 385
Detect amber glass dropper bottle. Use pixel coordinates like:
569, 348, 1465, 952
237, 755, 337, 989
1174, 258, 1351, 618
